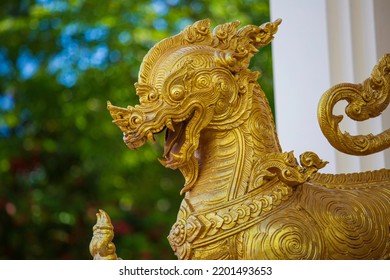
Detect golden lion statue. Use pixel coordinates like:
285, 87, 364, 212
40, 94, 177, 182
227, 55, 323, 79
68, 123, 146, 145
93, 19, 390, 260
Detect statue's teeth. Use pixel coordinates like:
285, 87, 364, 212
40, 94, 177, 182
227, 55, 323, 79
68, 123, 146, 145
147, 131, 155, 144
158, 158, 167, 166
166, 120, 175, 132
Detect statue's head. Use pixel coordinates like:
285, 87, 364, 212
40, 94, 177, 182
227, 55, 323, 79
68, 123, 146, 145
108, 19, 281, 192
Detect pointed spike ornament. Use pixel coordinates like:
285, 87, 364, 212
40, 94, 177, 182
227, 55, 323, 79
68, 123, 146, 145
89, 209, 121, 260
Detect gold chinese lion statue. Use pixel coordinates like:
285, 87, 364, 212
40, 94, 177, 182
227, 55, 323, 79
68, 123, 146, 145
92, 19, 390, 260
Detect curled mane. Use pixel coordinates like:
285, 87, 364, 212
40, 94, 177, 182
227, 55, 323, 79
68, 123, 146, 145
138, 19, 282, 83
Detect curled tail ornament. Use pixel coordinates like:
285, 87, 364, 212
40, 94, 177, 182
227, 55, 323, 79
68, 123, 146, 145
317, 54, 390, 155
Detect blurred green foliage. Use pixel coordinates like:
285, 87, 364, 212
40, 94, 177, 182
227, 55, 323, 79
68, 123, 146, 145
0, 0, 273, 259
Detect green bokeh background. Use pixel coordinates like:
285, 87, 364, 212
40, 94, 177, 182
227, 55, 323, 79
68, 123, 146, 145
0, 0, 274, 259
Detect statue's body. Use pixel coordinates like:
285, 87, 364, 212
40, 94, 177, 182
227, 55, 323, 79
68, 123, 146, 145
97, 19, 390, 259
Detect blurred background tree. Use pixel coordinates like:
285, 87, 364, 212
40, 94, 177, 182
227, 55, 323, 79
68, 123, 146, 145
0, 0, 273, 259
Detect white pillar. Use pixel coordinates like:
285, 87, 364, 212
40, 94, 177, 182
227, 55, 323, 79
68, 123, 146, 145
270, 0, 390, 173
374, 0, 390, 168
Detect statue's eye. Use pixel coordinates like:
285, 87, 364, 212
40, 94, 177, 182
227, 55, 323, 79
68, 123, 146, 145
170, 85, 185, 101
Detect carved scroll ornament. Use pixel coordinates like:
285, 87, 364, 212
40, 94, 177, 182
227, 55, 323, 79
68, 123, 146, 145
94, 19, 390, 260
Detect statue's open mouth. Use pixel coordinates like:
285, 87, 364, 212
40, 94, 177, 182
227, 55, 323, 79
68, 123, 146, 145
163, 121, 186, 167
122, 118, 186, 156
108, 93, 204, 190
108, 104, 193, 171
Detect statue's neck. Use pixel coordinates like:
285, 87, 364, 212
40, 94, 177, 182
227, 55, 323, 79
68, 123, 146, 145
249, 84, 282, 157
184, 128, 251, 210
183, 83, 281, 211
